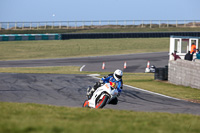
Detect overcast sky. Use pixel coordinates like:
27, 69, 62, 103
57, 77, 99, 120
0, 0, 199, 22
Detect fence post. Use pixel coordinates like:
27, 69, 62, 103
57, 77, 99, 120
37, 23, 39, 30
22, 22, 24, 29
184, 20, 186, 27
150, 20, 152, 28
82, 21, 84, 29
167, 20, 169, 28
15, 22, 17, 30
7, 22, 9, 30
124, 20, 126, 27
0, 23, 1, 30
45, 22, 47, 29
142, 20, 144, 28
59, 22, 61, 29
159, 20, 161, 28
52, 22, 54, 29
67, 21, 69, 29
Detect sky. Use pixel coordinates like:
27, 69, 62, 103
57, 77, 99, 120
0, 0, 199, 22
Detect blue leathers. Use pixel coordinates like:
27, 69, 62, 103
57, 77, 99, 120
101, 76, 122, 93
196, 51, 200, 59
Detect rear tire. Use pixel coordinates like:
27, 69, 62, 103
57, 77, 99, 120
95, 95, 109, 109
108, 97, 118, 105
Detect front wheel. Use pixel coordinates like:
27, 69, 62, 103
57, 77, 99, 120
82, 100, 89, 108
95, 95, 109, 109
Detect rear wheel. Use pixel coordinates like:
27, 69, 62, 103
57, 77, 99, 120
95, 95, 109, 109
108, 97, 118, 105
82, 100, 89, 108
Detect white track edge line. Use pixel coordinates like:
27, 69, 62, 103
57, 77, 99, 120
123, 84, 180, 101
80, 65, 85, 72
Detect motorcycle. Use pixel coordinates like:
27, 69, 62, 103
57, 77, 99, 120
82, 81, 119, 109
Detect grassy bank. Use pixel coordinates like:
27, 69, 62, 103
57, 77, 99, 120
0, 66, 200, 102
0, 38, 169, 60
1, 27, 200, 34
1, 102, 200, 133
123, 73, 200, 102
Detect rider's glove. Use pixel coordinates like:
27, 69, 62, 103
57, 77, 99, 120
100, 79, 104, 84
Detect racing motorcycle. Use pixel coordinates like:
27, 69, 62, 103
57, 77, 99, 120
82, 81, 119, 109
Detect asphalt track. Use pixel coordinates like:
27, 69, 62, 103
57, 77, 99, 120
1, 73, 200, 115
1, 52, 200, 115
0, 52, 169, 72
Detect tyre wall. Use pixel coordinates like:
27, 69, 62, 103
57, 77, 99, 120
61, 32, 200, 39
0, 34, 60, 41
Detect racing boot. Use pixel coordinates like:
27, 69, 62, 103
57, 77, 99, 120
87, 86, 95, 99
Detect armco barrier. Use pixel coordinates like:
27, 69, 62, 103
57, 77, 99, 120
0, 34, 60, 41
61, 32, 200, 39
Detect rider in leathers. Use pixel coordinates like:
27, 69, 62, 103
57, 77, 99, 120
87, 69, 123, 104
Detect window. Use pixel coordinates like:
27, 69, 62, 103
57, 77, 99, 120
181, 39, 189, 53
174, 39, 181, 53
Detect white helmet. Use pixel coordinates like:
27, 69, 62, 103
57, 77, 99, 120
114, 69, 123, 81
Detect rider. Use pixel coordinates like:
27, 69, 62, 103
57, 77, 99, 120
101, 69, 123, 93
87, 69, 123, 104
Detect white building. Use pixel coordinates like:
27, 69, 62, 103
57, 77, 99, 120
169, 36, 200, 60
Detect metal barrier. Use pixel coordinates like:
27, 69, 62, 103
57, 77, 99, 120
1, 20, 200, 30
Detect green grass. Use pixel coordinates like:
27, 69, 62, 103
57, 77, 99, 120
0, 66, 82, 74
1, 102, 200, 133
0, 66, 200, 102
123, 73, 200, 102
0, 38, 169, 60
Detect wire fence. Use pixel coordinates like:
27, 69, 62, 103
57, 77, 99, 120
0, 20, 200, 30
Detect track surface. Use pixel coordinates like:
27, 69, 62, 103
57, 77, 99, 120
1, 73, 200, 115
0, 52, 169, 72
1, 52, 200, 115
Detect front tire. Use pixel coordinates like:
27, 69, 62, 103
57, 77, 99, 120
95, 95, 109, 109
82, 100, 89, 108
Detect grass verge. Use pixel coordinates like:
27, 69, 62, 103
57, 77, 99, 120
0, 38, 169, 60
0, 66, 200, 102
1, 102, 200, 133
1, 27, 200, 34
123, 73, 200, 102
